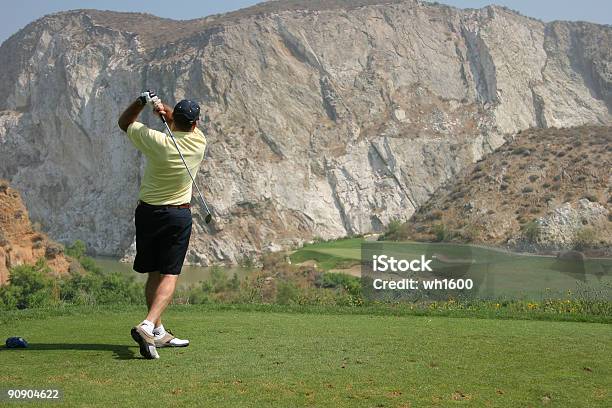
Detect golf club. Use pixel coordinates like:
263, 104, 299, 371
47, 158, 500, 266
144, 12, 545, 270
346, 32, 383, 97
160, 115, 212, 224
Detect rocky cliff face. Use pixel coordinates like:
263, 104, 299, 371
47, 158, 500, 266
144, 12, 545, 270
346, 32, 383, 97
0, 180, 71, 284
0, 0, 609, 264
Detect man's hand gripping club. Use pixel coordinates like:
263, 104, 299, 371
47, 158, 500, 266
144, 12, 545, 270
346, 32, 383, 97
140, 90, 173, 125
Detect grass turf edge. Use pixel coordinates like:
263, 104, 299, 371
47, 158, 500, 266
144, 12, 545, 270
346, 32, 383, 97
1, 302, 610, 326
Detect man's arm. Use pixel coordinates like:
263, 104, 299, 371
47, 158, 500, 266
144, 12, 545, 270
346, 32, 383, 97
118, 99, 145, 132
118, 97, 174, 132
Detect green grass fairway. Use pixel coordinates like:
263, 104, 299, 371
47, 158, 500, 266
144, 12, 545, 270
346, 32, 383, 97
1, 306, 610, 407
291, 238, 364, 269
291, 239, 612, 299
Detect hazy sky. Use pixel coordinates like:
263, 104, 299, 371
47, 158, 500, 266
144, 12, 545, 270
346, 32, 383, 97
1, 0, 610, 45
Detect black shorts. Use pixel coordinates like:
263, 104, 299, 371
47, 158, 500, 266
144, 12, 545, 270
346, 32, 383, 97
133, 202, 193, 275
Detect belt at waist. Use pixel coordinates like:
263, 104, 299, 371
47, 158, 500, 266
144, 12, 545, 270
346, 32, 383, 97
137, 200, 190, 209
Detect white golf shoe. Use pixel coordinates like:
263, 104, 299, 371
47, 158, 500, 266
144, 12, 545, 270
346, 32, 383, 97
154, 330, 190, 348
131, 324, 160, 359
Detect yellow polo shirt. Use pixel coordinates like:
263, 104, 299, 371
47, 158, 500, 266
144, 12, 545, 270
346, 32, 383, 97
127, 121, 207, 205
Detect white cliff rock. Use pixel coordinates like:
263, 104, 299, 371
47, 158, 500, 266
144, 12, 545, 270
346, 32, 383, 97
0, 1, 609, 264
537, 199, 609, 249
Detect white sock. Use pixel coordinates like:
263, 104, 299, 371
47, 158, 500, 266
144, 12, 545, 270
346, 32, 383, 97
140, 319, 155, 336
153, 324, 166, 338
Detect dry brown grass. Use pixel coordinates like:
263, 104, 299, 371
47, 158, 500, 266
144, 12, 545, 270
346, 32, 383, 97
393, 126, 611, 245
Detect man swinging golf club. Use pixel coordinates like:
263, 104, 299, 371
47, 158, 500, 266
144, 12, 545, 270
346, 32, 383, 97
118, 90, 208, 359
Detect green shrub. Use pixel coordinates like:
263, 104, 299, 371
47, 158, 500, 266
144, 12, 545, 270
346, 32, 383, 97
380, 220, 411, 242
230, 273, 240, 291
79, 256, 102, 274
276, 281, 300, 305
66, 240, 87, 259
65, 240, 101, 274
210, 266, 230, 292
316, 272, 361, 297
432, 223, 453, 242
59, 270, 141, 305
0, 257, 143, 310
574, 228, 597, 250
385, 218, 403, 236
240, 256, 255, 269
0, 260, 55, 309
522, 221, 540, 244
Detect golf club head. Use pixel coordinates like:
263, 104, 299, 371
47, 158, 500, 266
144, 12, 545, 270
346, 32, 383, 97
205, 213, 212, 224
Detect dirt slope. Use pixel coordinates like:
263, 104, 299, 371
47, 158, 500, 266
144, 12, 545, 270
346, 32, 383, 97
394, 126, 611, 252
0, 181, 71, 284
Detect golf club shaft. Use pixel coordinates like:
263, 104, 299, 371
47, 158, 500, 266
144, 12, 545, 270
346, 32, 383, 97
160, 116, 212, 219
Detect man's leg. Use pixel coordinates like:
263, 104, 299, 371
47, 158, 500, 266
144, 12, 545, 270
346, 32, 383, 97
132, 272, 178, 359
144, 272, 190, 348
145, 272, 162, 327
145, 274, 178, 325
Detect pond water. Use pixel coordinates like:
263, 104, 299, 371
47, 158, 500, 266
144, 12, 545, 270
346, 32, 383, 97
93, 257, 255, 288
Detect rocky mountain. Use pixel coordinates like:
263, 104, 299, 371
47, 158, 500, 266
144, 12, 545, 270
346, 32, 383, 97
0, 0, 609, 264
0, 180, 70, 284
393, 126, 611, 254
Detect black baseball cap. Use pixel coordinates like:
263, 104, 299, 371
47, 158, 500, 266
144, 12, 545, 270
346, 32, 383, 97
173, 99, 200, 124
